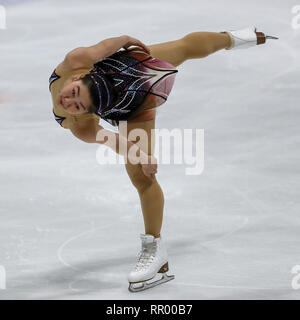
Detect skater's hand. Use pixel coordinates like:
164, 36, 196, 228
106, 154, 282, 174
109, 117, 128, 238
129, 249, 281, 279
140, 155, 158, 179
122, 36, 151, 54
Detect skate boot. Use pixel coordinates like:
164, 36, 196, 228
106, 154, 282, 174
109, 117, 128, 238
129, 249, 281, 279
222, 26, 278, 50
128, 234, 174, 292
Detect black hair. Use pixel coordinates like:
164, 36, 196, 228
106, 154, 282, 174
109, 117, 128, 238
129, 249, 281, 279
80, 74, 100, 114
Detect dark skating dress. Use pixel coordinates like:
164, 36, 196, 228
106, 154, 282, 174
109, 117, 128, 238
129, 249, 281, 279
50, 49, 178, 129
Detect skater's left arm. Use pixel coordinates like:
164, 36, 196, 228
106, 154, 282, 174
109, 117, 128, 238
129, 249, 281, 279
70, 119, 157, 179
57, 35, 150, 72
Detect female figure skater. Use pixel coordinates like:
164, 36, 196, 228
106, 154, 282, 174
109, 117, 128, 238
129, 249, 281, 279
49, 27, 277, 292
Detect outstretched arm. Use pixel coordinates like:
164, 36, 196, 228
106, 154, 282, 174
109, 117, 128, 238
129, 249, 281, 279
70, 120, 157, 178
57, 35, 150, 72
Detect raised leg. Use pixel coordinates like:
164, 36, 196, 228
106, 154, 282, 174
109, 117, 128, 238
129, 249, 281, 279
148, 31, 232, 67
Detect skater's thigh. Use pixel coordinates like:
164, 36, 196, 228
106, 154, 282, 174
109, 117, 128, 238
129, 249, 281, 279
148, 38, 186, 67
120, 118, 155, 156
120, 118, 156, 185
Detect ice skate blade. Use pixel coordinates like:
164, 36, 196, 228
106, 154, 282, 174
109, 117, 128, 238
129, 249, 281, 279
266, 35, 279, 40
128, 273, 175, 293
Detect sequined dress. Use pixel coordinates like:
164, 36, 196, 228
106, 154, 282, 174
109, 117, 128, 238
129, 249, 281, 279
50, 49, 178, 128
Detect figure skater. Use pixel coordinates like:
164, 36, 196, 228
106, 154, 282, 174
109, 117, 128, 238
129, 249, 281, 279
49, 27, 277, 292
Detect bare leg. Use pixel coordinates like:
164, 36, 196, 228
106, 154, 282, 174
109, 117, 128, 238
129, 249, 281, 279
122, 118, 163, 238
148, 32, 232, 67
123, 32, 232, 238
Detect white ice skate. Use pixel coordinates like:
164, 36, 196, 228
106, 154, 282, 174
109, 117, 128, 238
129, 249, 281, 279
128, 234, 174, 292
223, 26, 278, 50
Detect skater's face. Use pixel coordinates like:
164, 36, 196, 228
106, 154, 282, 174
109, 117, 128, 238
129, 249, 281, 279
58, 80, 92, 115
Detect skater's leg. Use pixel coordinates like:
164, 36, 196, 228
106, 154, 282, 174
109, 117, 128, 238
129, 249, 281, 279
148, 32, 232, 67
122, 118, 164, 238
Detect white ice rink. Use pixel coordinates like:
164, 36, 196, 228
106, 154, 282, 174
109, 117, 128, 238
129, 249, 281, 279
0, 0, 299, 300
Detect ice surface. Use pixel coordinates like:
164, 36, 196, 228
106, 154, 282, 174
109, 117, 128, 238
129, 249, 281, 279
0, 0, 299, 300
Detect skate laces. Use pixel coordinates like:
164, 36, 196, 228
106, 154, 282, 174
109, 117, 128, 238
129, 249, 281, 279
135, 242, 157, 271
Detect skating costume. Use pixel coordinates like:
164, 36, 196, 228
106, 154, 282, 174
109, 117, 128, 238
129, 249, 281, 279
90, 49, 178, 126
49, 70, 60, 89
49, 49, 178, 129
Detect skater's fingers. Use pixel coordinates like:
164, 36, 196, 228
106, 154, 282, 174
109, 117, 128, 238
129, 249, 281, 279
122, 36, 150, 54
125, 44, 149, 54
141, 169, 156, 180
138, 41, 151, 54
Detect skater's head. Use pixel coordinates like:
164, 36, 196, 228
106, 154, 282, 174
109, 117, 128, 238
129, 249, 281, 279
58, 74, 99, 115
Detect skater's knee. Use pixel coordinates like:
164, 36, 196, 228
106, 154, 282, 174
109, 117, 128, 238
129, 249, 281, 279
175, 37, 190, 62
125, 163, 156, 192
182, 32, 214, 58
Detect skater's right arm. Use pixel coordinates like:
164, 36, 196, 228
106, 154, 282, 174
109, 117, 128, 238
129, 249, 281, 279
57, 35, 150, 72
70, 121, 157, 178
